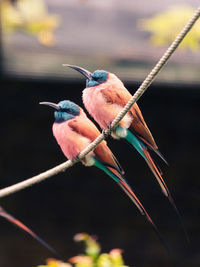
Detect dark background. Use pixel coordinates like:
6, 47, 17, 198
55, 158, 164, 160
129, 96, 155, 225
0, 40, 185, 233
0, 72, 200, 267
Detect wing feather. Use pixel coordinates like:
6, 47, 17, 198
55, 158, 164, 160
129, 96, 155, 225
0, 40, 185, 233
68, 113, 124, 174
101, 88, 157, 150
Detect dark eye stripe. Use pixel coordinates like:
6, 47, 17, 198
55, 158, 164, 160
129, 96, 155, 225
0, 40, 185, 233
93, 76, 101, 81
62, 108, 73, 113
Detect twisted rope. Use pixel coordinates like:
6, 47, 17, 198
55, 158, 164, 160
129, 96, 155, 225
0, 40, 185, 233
0, 6, 199, 198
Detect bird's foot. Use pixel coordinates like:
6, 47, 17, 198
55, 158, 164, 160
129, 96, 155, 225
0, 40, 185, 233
102, 129, 108, 138
102, 124, 112, 138
72, 155, 80, 163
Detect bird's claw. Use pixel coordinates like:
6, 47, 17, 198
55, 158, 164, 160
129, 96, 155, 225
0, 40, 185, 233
102, 129, 108, 138
72, 155, 80, 163
102, 124, 112, 138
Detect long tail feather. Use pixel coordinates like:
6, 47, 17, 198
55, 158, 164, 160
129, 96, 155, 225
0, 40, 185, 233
118, 179, 144, 215
123, 128, 189, 243
0, 206, 61, 257
154, 149, 169, 165
142, 149, 189, 243
142, 148, 168, 197
136, 135, 168, 166
118, 180, 170, 254
93, 158, 169, 253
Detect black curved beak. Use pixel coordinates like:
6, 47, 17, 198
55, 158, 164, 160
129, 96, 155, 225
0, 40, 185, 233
63, 64, 92, 79
39, 102, 60, 110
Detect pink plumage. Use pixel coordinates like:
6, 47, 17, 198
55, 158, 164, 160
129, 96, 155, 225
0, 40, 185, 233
52, 106, 120, 169
65, 65, 188, 243
82, 73, 133, 131
53, 109, 91, 161
40, 99, 170, 247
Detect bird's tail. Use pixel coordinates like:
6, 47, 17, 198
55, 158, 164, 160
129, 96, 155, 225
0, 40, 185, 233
93, 158, 169, 253
124, 129, 189, 243
0, 206, 61, 257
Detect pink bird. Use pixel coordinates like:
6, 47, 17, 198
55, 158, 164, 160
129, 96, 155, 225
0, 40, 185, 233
40, 100, 168, 249
0, 206, 59, 256
66, 65, 188, 242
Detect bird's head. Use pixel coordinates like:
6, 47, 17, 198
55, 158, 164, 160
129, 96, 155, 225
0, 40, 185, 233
87, 70, 109, 87
65, 65, 108, 87
40, 100, 80, 123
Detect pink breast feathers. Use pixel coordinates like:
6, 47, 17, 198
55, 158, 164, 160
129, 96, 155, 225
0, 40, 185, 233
52, 121, 91, 160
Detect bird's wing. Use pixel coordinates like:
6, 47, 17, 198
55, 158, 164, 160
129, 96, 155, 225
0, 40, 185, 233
101, 87, 158, 150
68, 116, 124, 174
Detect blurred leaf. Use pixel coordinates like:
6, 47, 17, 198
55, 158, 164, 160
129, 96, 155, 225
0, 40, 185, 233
1, 0, 60, 46
109, 249, 127, 266
1, 1, 23, 32
97, 253, 113, 267
38, 258, 72, 267
69, 256, 93, 267
74, 233, 101, 259
37, 233, 129, 267
139, 5, 200, 52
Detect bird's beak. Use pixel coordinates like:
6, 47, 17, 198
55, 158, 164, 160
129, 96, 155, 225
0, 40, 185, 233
63, 64, 92, 79
39, 102, 60, 110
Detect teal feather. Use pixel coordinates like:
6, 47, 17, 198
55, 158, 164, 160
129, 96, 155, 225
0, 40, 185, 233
93, 157, 119, 183
115, 128, 189, 243
93, 157, 170, 252
116, 126, 147, 160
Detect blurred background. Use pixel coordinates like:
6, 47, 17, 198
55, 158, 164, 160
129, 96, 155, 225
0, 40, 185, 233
0, 0, 200, 266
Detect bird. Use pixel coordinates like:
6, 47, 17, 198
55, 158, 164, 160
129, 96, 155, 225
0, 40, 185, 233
0, 206, 60, 257
65, 65, 188, 242
40, 100, 168, 249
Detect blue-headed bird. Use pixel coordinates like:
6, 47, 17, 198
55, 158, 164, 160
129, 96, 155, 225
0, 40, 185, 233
40, 100, 168, 249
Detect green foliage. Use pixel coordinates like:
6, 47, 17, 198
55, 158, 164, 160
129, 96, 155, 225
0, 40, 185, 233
1, 0, 60, 46
37, 233, 129, 267
139, 5, 200, 52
